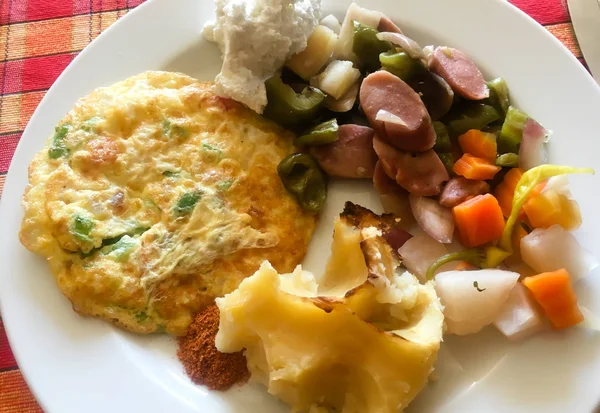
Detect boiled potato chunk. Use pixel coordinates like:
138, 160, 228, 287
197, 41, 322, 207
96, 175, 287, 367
216, 203, 444, 413
286, 25, 338, 80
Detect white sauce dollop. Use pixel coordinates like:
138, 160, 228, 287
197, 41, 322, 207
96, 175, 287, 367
203, 0, 321, 113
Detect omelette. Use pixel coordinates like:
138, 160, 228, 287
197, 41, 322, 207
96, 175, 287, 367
20, 71, 316, 335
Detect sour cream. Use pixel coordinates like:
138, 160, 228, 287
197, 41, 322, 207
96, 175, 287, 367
203, 0, 321, 113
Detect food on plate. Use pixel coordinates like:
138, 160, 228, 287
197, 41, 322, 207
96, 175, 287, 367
309, 124, 378, 178
277, 153, 328, 212
19, 71, 316, 335
493, 283, 545, 341
428, 47, 489, 100
216, 203, 444, 413
203, 0, 322, 113
435, 269, 520, 335
178, 304, 250, 390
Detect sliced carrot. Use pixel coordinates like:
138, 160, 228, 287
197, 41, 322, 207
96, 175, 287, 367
458, 129, 497, 161
494, 167, 524, 217
455, 261, 476, 271
452, 193, 505, 247
522, 268, 583, 330
453, 154, 501, 181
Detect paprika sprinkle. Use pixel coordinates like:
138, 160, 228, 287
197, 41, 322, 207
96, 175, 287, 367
177, 304, 250, 391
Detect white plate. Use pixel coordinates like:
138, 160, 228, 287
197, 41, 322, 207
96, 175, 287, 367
1, 0, 600, 412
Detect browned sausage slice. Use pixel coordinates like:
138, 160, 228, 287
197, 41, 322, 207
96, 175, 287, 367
377, 16, 403, 34
310, 124, 377, 178
360, 70, 436, 152
373, 135, 449, 196
429, 47, 489, 100
439, 177, 490, 208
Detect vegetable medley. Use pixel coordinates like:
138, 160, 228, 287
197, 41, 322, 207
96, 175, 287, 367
269, 3, 597, 339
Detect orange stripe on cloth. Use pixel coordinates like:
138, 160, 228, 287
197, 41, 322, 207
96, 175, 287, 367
0, 90, 44, 134
0, 370, 44, 413
0, 174, 5, 198
545, 22, 582, 59
1, 11, 128, 62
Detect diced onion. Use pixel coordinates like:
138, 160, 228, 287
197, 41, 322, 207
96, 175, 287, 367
375, 109, 408, 127
320, 14, 341, 34
398, 232, 449, 282
521, 224, 599, 282
519, 118, 548, 170
493, 283, 545, 341
409, 194, 454, 244
376, 32, 424, 60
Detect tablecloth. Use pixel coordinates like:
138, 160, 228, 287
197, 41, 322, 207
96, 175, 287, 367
0, 0, 587, 411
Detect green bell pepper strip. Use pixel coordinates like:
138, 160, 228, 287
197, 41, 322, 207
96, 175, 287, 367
432, 121, 452, 152
425, 249, 485, 280
277, 153, 327, 213
379, 51, 423, 81
263, 75, 326, 127
295, 119, 339, 146
485, 77, 510, 117
353, 21, 393, 72
497, 106, 528, 154
443, 103, 501, 137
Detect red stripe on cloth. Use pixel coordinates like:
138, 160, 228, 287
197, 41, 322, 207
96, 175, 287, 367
26, 0, 74, 23
0, 0, 28, 25
0, 53, 75, 95
0, 319, 18, 370
0, 133, 22, 173
509, 0, 569, 25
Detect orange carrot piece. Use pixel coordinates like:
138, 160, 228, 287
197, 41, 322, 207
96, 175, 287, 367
494, 167, 524, 217
452, 194, 505, 247
453, 154, 501, 181
458, 129, 497, 161
522, 269, 583, 330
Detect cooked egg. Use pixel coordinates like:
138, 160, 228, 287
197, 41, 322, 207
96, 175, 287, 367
20, 71, 316, 335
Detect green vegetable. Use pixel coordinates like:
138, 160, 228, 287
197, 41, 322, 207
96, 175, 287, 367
438, 153, 456, 175
263, 75, 326, 127
48, 125, 70, 159
109, 235, 138, 261
173, 191, 202, 215
162, 171, 179, 177
353, 21, 392, 72
432, 121, 452, 152
70, 214, 95, 243
135, 311, 148, 322
497, 106, 529, 154
217, 179, 234, 192
202, 142, 223, 158
426, 249, 484, 280
485, 77, 510, 117
444, 103, 501, 137
495, 153, 519, 167
277, 153, 327, 213
163, 119, 189, 139
379, 51, 423, 81
295, 119, 339, 146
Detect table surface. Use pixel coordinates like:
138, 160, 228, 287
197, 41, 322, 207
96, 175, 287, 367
0, 0, 588, 411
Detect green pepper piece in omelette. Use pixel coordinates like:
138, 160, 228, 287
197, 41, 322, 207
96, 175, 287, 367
48, 125, 70, 159
70, 214, 95, 243
173, 191, 202, 216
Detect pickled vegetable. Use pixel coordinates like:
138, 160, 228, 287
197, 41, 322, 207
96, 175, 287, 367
438, 153, 456, 174
264, 75, 326, 127
310, 60, 360, 100
496, 153, 519, 167
486, 77, 510, 117
379, 51, 422, 81
278, 153, 327, 212
497, 106, 528, 154
295, 119, 339, 146
443, 103, 501, 137
432, 121, 451, 152
352, 21, 392, 72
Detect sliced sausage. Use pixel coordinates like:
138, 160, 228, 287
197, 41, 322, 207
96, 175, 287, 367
378, 16, 403, 34
311, 124, 377, 178
360, 70, 436, 152
439, 177, 490, 208
373, 135, 449, 196
429, 46, 489, 100
373, 161, 398, 194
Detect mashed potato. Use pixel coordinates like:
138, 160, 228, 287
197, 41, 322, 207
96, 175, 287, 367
216, 203, 444, 412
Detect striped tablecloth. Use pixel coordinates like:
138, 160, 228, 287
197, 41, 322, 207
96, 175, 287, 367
0, 0, 587, 411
